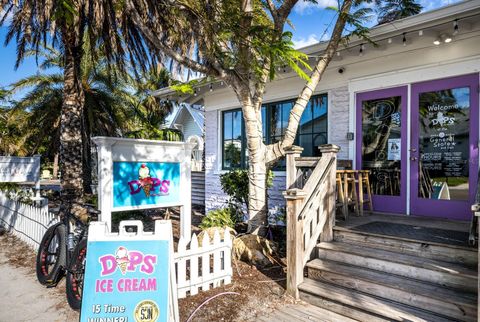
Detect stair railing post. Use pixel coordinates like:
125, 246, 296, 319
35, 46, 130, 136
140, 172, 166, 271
285, 146, 304, 190
318, 144, 340, 242
284, 188, 307, 299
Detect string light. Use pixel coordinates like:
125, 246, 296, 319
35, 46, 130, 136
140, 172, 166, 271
194, 89, 197, 96
418, 30, 423, 36
359, 43, 364, 56
336, 51, 341, 57
209, 83, 213, 92
402, 33, 407, 46
388, 38, 392, 44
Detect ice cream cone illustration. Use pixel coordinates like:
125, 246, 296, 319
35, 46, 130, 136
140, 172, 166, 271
115, 247, 130, 275
139, 164, 153, 198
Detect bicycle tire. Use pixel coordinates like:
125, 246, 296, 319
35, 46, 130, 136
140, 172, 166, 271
36, 223, 67, 285
66, 238, 87, 310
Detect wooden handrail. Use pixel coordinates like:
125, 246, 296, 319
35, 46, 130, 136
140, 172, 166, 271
283, 144, 339, 299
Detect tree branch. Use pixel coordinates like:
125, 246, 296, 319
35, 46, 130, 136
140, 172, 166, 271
266, 0, 353, 163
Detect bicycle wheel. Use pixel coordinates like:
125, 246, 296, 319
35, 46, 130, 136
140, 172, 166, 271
36, 223, 66, 285
66, 238, 87, 310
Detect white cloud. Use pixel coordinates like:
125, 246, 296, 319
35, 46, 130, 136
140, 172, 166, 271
418, 0, 462, 12
294, 0, 338, 15
293, 34, 330, 49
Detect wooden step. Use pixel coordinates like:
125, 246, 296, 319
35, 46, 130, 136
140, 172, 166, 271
316, 242, 477, 292
299, 278, 456, 322
258, 303, 359, 322
333, 226, 477, 267
307, 259, 477, 321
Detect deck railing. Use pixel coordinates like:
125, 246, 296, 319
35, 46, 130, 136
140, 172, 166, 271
284, 144, 339, 298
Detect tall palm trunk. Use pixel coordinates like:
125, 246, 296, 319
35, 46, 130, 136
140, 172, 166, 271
60, 28, 85, 197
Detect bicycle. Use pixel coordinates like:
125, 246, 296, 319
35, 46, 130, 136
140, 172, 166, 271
35, 200, 99, 310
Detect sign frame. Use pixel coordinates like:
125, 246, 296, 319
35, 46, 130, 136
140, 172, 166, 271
93, 137, 194, 240
80, 220, 179, 322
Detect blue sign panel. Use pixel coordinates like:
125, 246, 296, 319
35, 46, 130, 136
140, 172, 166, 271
80, 240, 170, 322
113, 162, 180, 209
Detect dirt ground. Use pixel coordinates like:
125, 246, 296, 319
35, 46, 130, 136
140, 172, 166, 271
0, 210, 294, 322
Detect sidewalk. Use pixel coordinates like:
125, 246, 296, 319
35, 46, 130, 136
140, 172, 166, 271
0, 234, 79, 322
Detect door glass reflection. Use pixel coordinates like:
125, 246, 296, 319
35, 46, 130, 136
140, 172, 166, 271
362, 96, 402, 196
418, 87, 470, 200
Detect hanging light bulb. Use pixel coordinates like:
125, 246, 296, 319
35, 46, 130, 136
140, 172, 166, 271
453, 19, 459, 35
336, 51, 341, 57
359, 43, 364, 56
402, 33, 407, 46
220, 81, 224, 86
194, 89, 197, 96
418, 30, 423, 36
209, 83, 213, 92
388, 38, 392, 44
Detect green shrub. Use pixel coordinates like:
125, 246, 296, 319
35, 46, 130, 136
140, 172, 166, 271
199, 208, 236, 230
220, 169, 274, 221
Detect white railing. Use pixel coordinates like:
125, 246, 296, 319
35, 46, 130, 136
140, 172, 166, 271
174, 229, 233, 298
0, 193, 58, 250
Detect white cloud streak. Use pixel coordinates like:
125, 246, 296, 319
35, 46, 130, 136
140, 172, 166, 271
293, 0, 338, 15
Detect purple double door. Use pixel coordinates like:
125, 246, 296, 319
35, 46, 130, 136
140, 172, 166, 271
356, 73, 479, 220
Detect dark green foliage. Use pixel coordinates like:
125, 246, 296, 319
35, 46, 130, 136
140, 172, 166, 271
220, 169, 274, 216
199, 208, 236, 229
125, 127, 183, 141
376, 0, 423, 24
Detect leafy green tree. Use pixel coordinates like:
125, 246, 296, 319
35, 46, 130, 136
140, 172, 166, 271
376, 0, 423, 24
109, 0, 372, 234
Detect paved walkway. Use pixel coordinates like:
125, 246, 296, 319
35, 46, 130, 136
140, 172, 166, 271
0, 236, 79, 322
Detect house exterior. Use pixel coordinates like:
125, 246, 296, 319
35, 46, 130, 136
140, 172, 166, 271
156, 0, 480, 221
169, 104, 204, 141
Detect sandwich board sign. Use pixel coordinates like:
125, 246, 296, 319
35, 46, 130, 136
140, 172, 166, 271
80, 220, 179, 322
93, 137, 195, 241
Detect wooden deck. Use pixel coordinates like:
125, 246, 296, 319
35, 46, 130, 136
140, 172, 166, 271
336, 212, 471, 233
257, 302, 357, 322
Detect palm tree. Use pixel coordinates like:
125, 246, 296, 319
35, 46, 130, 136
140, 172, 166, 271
376, 0, 423, 24
8, 46, 132, 190
0, 0, 128, 198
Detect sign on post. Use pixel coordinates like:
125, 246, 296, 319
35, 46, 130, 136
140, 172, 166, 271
0, 156, 42, 200
80, 220, 179, 322
93, 137, 194, 240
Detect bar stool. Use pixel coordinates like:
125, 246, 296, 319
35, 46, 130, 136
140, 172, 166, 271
336, 172, 347, 220
357, 170, 373, 216
337, 170, 359, 217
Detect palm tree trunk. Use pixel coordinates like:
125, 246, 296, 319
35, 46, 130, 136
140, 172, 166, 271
60, 28, 85, 197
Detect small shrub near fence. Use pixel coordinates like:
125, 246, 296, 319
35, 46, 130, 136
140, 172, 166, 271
175, 229, 233, 298
0, 193, 58, 249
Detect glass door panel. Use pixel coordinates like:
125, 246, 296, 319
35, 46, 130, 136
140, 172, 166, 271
411, 74, 479, 220
356, 87, 408, 214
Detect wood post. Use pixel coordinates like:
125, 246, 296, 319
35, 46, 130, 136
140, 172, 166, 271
285, 146, 304, 190
318, 144, 340, 242
284, 188, 307, 299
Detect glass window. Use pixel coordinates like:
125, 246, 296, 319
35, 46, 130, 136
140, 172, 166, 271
362, 96, 402, 196
221, 94, 328, 169
222, 110, 244, 169
418, 87, 470, 200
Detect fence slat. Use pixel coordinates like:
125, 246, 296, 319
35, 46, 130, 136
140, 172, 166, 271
177, 236, 187, 298
201, 233, 210, 292
189, 235, 199, 296
212, 229, 221, 287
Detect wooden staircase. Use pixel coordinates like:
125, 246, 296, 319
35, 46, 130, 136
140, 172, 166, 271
299, 227, 478, 322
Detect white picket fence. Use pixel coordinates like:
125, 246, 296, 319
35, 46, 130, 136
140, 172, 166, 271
0, 193, 233, 298
0, 193, 58, 249
174, 229, 233, 298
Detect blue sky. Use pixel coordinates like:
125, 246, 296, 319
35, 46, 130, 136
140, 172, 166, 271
0, 0, 462, 94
